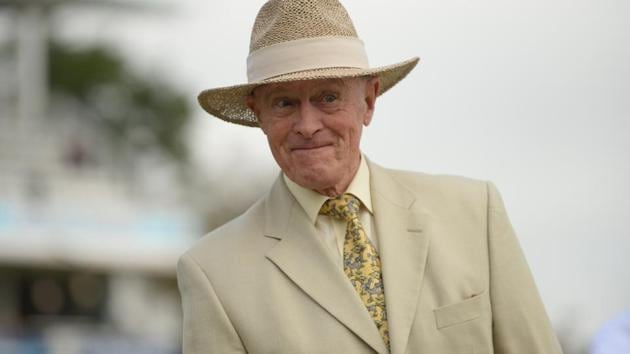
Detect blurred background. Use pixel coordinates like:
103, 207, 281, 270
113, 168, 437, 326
0, 0, 628, 353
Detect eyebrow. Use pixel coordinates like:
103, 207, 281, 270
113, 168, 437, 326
251, 78, 349, 98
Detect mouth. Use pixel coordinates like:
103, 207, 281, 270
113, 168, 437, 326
290, 143, 333, 152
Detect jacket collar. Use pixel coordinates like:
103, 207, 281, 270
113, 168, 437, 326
262, 159, 431, 354
282, 155, 374, 225
369, 161, 432, 354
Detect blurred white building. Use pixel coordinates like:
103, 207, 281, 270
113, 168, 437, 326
0, 3, 201, 353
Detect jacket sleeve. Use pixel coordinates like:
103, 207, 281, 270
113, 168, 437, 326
486, 182, 563, 353
177, 253, 247, 354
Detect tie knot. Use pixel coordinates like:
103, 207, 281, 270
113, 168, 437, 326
319, 193, 361, 222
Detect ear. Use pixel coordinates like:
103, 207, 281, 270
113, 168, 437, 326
245, 94, 258, 116
362, 77, 380, 126
245, 94, 266, 133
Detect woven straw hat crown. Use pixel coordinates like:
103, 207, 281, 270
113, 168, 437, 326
197, 0, 419, 127
250, 0, 358, 52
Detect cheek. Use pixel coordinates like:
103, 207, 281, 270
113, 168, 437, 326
337, 121, 363, 148
263, 121, 291, 151
349, 128, 363, 151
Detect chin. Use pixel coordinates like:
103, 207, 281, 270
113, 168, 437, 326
290, 167, 336, 191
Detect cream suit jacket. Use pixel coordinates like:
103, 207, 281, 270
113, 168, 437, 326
177, 161, 563, 354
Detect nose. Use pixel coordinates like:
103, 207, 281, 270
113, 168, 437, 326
293, 101, 323, 138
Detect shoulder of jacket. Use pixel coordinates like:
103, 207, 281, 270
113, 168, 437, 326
371, 164, 493, 211
384, 166, 487, 193
372, 166, 497, 229
183, 196, 266, 261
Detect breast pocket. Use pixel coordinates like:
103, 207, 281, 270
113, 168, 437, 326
433, 291, 490, 329
432, 291, 493, 354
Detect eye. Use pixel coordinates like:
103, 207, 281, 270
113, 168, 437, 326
272, 98, 294, 109
321, 94, 338, 103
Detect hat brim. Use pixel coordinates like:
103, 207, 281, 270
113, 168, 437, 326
197, 56, 420, 127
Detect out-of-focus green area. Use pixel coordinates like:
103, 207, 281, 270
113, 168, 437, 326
48, 41, 190, 162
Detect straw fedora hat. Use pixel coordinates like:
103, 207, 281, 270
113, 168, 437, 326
198, 0, 420, 127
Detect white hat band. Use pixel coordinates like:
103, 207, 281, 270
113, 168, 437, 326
246, 36, 369, 82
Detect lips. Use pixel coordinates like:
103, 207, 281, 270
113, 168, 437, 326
290, 143, 333, 151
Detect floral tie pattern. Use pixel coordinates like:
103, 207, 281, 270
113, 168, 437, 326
319, 194, 390, 350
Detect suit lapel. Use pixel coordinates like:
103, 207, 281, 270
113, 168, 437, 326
263, 176, 389, 354
369, 162, 431, 354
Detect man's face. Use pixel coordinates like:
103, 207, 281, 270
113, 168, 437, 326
247, 77, 379, 195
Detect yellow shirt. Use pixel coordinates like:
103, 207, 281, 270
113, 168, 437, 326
283, 156, 377, 268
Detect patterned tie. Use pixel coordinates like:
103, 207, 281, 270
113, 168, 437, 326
319, 194, 390, 350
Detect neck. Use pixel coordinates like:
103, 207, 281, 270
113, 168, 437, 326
315, 186, 348, 198
314, 155, 361, 197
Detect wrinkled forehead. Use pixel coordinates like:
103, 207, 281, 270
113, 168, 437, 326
250, 77, 359, 98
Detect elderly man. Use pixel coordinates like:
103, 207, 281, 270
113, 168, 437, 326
177, 0, 563, 353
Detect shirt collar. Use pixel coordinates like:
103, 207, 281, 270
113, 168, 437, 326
283, 155, 373, 225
